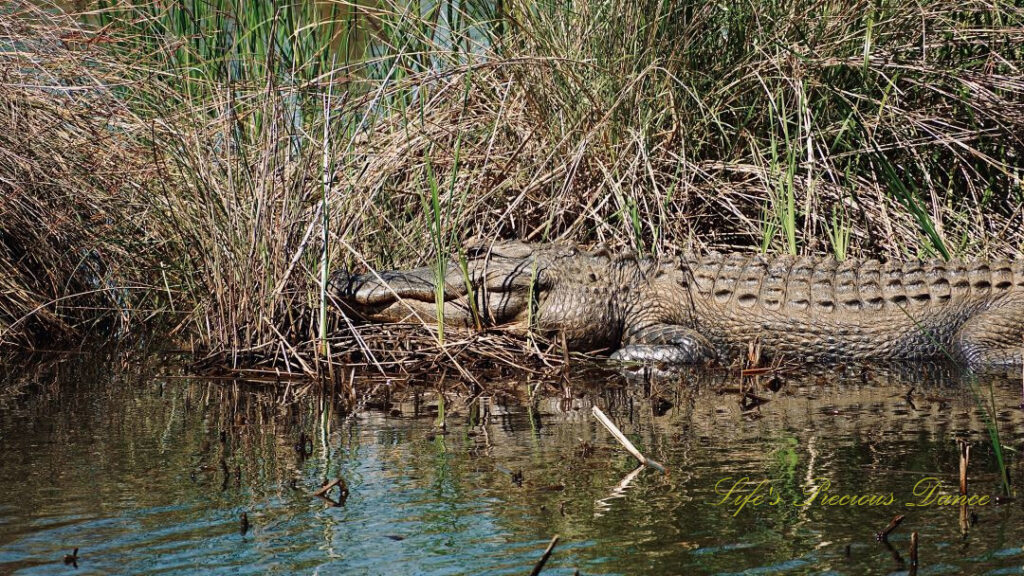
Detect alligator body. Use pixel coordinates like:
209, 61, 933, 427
330, 242, 1024, 366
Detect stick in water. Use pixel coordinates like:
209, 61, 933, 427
909, 531, 919, 575
958, 440, 970, 495
592, 407, 666, 473
529, 535, 559, 576
875, 514, 904, 542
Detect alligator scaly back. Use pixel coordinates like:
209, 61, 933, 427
623, 253, 1024, 364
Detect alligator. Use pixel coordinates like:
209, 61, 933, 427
330, 241, 1024, 366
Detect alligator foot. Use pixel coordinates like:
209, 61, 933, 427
611, 324, 717, 364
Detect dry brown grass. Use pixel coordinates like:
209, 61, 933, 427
0, 3, 159, 348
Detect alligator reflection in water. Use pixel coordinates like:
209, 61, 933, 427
0, 353, 1023, 575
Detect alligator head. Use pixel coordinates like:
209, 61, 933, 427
329, 241, 633, 351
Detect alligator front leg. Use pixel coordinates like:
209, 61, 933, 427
610, 324, 718, 364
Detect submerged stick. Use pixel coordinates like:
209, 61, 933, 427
591, 407, 666, 473
312, 478, 345, 498
909, 531, 919, 575
958, 438, 973, 533
875, 514, 905, 542
595, 464, 645, 517
313, 477, 350, 506
528, 535, 559, 576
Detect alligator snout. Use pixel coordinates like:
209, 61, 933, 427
330, 253, 542, 329
329, 269, 389, 317
331, 265, 452, 321
332, 268, 446, 305
331, 261, 508, 327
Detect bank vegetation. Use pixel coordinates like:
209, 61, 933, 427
1, 0, 1022, 379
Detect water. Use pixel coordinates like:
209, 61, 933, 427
1, 352, 1023, 575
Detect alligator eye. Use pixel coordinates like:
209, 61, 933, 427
588, 272, 597, 282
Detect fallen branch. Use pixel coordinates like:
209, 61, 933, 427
592, 407, 666, 473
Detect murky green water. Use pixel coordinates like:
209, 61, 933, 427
1, 352, 1023, 575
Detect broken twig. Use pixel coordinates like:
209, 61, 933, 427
313, 477, 350, 506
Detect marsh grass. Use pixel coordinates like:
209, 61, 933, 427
825, 203, 852, 261
2, 0, 1024, 374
